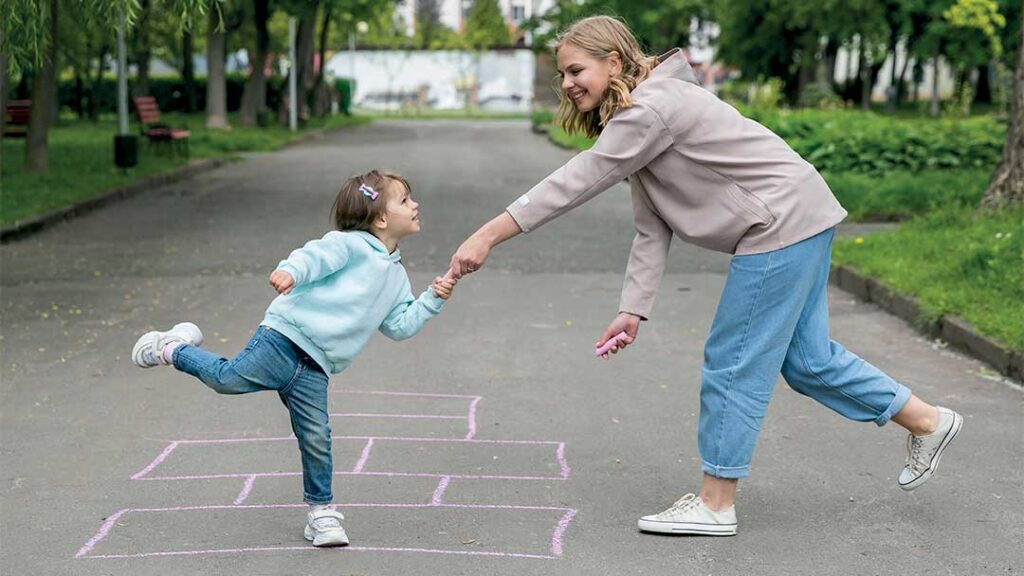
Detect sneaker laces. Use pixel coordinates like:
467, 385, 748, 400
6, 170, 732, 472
905, 434, 930, 473
665, 493, 701, 515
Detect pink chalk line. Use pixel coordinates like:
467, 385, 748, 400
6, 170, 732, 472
352, 438, 374, 473
465, 396, 481, 440
77, 503, 577, 560
132, 436, 570, 481
130, 441, 180, 480
330, 413, 464, 419
551, 509, 577, 556
430, 476, 450, 505
82, 546, 559, 560
335, 390, 481, 400
141, 470, 565, 482
233, 475, 257, 505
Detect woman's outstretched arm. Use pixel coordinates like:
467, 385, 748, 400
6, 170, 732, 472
449, 211, 522, 279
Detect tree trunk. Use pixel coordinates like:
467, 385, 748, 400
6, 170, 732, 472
296, 12, 317, 121
312, 4, 333, 117
930, 55, 941, 117
859, 38, 871, 110
1, 29, 7, 142
824, 37, 839, 90
975, 63, 992, 105
132, 0, 153, 97
239, 0, 270, 127
982, 13, 1024, 208
205, 3, 230, 129
87, 44, 109, 121
25, 0, 59, 173
182, 30, 197, 113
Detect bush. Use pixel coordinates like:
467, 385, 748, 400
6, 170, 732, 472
57, 74, 288, 116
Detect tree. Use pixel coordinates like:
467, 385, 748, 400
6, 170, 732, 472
239, 0, 272, 126
206, 1, 230, 129
463, 0, 511, 51
942, 0, 1006, 114
982, 7, 1023, 208
3, 0, 212, 172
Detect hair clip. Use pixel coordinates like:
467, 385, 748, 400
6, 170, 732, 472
359, 183, 379, 200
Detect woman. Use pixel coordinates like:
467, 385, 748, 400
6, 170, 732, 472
449, 16, 961, 536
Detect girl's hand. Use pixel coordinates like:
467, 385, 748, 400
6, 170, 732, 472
269, 269, 295, 295
596, 312, 642, 360
432, 273, 457, 300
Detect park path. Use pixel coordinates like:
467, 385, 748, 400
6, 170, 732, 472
2, 120, 1020, 576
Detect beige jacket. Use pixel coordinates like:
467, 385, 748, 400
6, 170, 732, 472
506, 49, 847, 319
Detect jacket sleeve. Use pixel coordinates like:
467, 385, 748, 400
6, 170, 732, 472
378, 276, 446, 341
619, 178, 672, 320
505, 103, 673, 233
275, 231, 351, 287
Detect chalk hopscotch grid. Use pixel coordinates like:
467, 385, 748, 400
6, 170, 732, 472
78, 390, 577, 560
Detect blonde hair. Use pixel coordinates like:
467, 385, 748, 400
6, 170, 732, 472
554, 16, 657, 138
332, 169, 411, 232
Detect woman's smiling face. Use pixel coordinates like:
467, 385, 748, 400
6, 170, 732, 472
556, 43, 620, 113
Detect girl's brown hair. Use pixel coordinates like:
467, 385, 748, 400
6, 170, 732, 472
554, 16, 657, 138
332, 169, 411, 231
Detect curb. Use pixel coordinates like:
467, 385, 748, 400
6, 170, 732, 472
830, 264, 1022, 384
1, 157, 232, 244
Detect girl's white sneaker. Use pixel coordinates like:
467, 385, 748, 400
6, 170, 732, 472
898, 406, 963, 491
638, 493, 738, 536
131, 322, 204, 368
305, 508, 349, 547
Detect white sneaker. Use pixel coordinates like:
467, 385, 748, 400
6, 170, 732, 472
131, 322, 204, 368
898, 406, 963, 491
304, 508, 349, 547
638, 493, 737, 536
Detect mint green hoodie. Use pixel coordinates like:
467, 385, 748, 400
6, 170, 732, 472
262, 230, 444, 374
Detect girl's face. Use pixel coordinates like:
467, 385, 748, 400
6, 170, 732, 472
382, 180, 420, 238
557, 43, 621, 113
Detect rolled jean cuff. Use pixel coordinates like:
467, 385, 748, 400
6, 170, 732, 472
873, 383, 912, 427
304, 493, 332, 506
701, 461, 749, 479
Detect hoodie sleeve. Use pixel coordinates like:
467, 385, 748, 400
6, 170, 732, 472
506, 103, 673, 233
619, 178, 672, 320
275, 231, 351, 287
378, 276, 446, 341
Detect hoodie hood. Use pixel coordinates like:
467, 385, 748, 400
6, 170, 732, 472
649, 48, 701, 86
351, 230, 402, 263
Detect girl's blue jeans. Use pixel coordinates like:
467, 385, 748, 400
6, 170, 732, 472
173, 325, 333, 504
700, 227, 911, 479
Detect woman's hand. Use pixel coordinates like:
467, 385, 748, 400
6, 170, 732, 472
596, 312, 642, 360
449, 212, 522, 279
449, 234, 492, 279
269, 269, 295, 295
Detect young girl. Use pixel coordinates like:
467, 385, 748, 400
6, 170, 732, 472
449, 16, 962, 536
131, 169, 456, 547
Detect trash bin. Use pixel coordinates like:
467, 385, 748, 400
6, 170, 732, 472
114, 134, 138, 168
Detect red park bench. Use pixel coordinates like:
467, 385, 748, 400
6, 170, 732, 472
132, 96, 190, 157
3, 100, 32, 138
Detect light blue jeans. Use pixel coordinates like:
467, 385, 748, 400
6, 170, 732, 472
173, 326, 334, 504
700, 227, 911, 479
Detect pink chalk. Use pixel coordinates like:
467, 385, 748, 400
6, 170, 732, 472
595, 331, 629, 357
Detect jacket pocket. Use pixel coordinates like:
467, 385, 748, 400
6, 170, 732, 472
724, 183, 774, 226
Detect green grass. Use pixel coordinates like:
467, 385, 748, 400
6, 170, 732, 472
823, 169, 991, 221
833, 206, 1024, 351
1, 113, 372, 226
